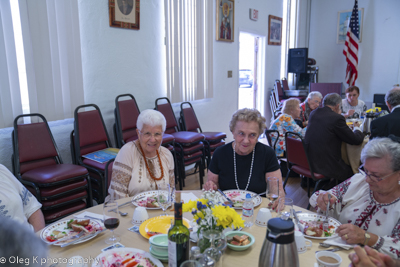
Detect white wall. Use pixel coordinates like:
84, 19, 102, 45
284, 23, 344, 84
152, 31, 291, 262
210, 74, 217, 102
0, 0, 283, 171
308, 0, 400, 104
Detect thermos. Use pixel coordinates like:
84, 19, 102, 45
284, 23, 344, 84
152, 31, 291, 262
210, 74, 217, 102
258, 218, 299, 267
361, 112, 377, 134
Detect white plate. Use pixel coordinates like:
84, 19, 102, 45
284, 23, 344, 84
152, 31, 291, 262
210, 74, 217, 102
92, 247, 163, 267
297, 213, 341, 239
41, 219, 102, 246
222, 190, 262, 209
131, 190, 174, 210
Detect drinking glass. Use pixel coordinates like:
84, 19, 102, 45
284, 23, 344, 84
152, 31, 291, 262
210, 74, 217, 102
277, 197, 294, 219
158, 184, 172, 216
103, 199, 121, 244
180, 260, 203, 267
266, 177, 280, 209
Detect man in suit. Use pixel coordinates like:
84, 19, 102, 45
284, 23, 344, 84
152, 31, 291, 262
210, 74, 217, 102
370, 86, 400, 139
305, 93, 365, 183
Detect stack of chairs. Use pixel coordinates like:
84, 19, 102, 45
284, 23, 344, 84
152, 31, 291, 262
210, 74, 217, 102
12, 113, 92, 223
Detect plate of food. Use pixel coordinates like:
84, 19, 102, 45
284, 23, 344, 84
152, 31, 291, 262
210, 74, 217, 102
92, 247, 162, 267
222, 190, 262, 209
297, 213, 341, 239
131, 190, 174, 209
41, 219, 103, 245
139, 215, 191, 239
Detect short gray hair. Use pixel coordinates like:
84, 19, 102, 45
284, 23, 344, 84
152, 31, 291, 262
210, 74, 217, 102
0, 216, 47, 267
323, 93, 342, 107
307, 91, 323, 101
137, 109, 166, 132
361, 137, 400, 172
385, 87, 400, 107
229, 108, 266, 135
282, 98, 300, 115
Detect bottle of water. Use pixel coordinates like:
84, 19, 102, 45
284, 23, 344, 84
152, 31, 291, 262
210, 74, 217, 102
242, 193, 254, 227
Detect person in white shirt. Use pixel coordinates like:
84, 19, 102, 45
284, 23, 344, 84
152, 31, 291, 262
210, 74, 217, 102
341, 86, 367, 119
0, 164, 44, 232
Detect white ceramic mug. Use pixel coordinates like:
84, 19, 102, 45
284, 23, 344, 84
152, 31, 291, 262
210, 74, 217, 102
255, 208, 272, 227
295, 231, 312, 254
132, 206, 149, 225
315, 251, 342, 267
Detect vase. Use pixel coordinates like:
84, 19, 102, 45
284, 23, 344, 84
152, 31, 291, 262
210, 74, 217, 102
197, 229, 227, 267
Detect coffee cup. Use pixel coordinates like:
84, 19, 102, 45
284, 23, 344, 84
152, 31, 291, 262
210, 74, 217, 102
255, 208, 272, 227
315, 251, 342, 267
132, 207, 149, 225
294, 231, 312, 253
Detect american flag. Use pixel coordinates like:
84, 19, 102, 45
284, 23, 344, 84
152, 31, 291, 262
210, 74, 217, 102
343, 0, 359, 86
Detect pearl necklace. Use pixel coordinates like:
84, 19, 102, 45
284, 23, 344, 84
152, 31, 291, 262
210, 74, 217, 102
233, 142, 255, 191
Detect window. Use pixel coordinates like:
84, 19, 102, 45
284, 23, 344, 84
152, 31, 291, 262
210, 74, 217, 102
164, 0, 213, 103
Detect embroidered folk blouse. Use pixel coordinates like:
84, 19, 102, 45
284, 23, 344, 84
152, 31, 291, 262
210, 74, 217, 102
108, 141, 175, 199
310, 173, 400, 259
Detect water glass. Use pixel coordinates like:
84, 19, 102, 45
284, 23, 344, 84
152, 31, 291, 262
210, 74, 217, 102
266, 177, 280, 209
158, 184, 172, 216
180, 260, 203, 267
277, 197, 294, 219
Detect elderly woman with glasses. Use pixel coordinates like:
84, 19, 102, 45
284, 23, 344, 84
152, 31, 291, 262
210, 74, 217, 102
310, 136, 400, 259
108, 109, 174, 199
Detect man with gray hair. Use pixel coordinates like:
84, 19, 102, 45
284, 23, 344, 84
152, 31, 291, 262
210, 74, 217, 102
305, 93, 365, 186
299, 91, 323, 126
370, 86, 400, 139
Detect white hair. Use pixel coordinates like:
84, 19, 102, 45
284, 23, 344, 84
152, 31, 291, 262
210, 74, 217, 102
307, 91, 323, 101
361, 137, 400, 172
136, 109, 166, 132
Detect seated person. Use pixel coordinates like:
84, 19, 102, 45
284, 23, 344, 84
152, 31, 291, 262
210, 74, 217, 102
0, 164, 45, 232
0, 216, 47, 267
203, 108, 284, 197
299, 91, 323, 126
310, 136, 400, 259
108, 110, 174, 199
371, 86, 400, 139
341, 86, 367, 118
270, 98, 307, 157
349, 245, 400, 267
305, 93, 365, 183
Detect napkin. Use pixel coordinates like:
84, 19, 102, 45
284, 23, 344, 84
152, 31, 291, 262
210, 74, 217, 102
181, 192, 198, 203
322, 236, 354, 250
75, 211, 103, 221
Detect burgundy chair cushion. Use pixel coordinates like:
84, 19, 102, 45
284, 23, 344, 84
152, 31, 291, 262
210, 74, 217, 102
20, 159, 57, 176
291, 165, 325, 180
286, 137, 309, 169
162, 134, 175, 144
182, 150, 203, 162
43, 200, 87, 222
157, 103, 179, 130
208, 141, 225, 150
41, 190, 87, 208
118, 99, 140, 131
80, 142, 108, 156
182, 108, 200, 131
171, 132, 204, 145
22, 164, 89, 184
202, 132, 226, 141
163, 144, 174, 151
125, 134, 138, 143
82, 158, 108, 171
175, 142, 204, 155
77, 110, 108, 147
39, 179, 87, 197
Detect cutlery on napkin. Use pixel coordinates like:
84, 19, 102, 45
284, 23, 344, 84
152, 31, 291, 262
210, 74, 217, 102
75, 211, 104, 222
322, 236, 354, 250
60, 229, 106, 248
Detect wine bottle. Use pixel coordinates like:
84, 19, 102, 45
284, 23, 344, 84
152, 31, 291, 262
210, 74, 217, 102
168, 193, 190, 267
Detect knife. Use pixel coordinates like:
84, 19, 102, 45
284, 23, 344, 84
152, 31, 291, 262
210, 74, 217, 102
292, 209, 304, 233
108, 200, 134, 212
60, 229, 106, 248
217, 189, 234, 206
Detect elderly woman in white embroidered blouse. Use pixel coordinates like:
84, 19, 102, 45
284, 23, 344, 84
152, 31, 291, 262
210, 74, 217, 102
108, 110, 175, 199
310, 136, 400, 259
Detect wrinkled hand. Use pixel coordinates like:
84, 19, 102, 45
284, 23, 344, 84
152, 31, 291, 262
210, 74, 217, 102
336, 224, 365, 244
203, 181, 218, 191
349, 245, 398, 267
347, 109, 355, 117
354, 121, 361, 128
316, 192, 336, 211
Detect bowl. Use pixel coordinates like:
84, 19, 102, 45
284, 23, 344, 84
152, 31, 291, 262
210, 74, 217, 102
149, 234, 168, 248
225, 231, 255, 251
149, 246, 168, 257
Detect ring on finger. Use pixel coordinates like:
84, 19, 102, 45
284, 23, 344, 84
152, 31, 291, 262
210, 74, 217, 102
345, 234, 349, 240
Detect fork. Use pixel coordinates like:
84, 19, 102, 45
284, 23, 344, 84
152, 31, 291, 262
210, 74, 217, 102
323, 194, 331, 231
53, 231, 85, 245
84, 215, 104, 222
315, 247, 344, 253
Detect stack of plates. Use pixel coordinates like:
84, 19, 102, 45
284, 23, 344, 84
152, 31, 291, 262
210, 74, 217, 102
149, 234, 168, 263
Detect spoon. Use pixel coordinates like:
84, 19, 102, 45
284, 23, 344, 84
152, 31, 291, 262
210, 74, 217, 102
319, 243, 332, 248
119, 211, 128, 216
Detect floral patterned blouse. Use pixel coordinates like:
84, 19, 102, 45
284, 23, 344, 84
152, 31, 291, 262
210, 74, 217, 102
270, 114, 307, 157
310, 173, 400, 259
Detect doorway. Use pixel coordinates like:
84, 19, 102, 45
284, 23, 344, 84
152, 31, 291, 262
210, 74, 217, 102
238, 32, 261, 110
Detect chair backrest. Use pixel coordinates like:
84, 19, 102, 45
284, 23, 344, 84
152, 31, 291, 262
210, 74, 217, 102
281, 78, 289, 91
276, 80, 285, 100
285, 131, 319, 179
74, 104, 112, 159
309, 83, 342, 99
13, 114, 60, 175
155, 97, 179, 134
180, 102, 201, 132
265, 129, 279, 153
115, 94, 140, 147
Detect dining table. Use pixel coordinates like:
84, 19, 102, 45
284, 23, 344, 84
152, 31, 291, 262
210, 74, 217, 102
43, 191, 353, 267
341, 135, 369, 174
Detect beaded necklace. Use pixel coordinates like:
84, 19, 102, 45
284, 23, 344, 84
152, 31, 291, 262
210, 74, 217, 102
233, 142, 255, 191
138, 142, 164, 181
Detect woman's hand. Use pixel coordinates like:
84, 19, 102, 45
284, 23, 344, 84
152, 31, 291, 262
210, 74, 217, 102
203, 181, 218, 191
316, 192, 336, 211
336, 224, 365, 244
349, 246, 399, 267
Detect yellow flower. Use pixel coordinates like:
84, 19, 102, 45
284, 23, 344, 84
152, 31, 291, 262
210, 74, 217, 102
211, 205, 244, 229
182, 200, 198, 213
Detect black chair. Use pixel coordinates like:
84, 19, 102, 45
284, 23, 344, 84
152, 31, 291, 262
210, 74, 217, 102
373, 94, 389, 112
12, 113, 92, 223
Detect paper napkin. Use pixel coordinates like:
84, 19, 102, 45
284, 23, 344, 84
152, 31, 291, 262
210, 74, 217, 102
322, 236, 354, 250
181, 192, 198, 203
75, 211, 103, 221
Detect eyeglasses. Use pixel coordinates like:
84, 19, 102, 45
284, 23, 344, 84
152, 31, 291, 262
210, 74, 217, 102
358, 165, 397, 182
312, 99, 321, 105
139, 130, 163, 139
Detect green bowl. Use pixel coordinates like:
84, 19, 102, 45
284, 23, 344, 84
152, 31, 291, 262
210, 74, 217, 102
149, 246, 168, 257
225, 231, 255, 251
149, 234, 168, 248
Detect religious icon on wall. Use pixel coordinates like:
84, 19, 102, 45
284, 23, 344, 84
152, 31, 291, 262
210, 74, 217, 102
216, 0, 234, 42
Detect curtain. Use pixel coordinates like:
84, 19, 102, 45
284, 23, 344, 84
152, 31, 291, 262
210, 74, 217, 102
164, 0, 213, 103
0, 0, 22, 128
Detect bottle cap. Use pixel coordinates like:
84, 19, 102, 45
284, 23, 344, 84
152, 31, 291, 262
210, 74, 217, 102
246, 193, 251, 199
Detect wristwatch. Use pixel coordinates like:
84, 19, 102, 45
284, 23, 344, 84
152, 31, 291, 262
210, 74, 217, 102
363, 232, 371, 246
